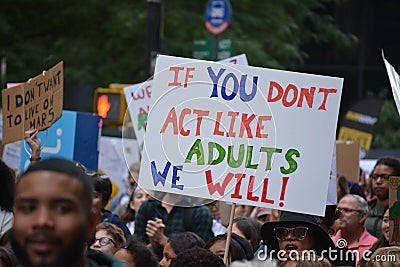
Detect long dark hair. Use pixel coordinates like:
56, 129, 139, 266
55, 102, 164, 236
232, 216, 262, 252
0, 160, 16, 211
120, 190, 136, 223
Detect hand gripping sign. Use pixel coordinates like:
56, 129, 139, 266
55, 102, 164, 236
139, 55, 343, 216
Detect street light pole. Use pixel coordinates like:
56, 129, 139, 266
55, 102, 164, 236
1, 52, 6, 90
145, 0, 163, 79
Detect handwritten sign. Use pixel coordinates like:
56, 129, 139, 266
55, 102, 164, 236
138, 55, 343, 216
1, 62, 63, 144
124, 81, 152, 152
388, 176, 400, 245
124, 54, 249, 153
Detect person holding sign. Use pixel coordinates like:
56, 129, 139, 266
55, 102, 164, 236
24, 128, 41, 163
134, 193, 213, 260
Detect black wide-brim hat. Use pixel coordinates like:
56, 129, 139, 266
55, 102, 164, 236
261, 211, 335, 255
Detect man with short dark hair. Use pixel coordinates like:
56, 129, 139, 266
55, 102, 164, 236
10, 158, 126, 267
91, 173, 131, 239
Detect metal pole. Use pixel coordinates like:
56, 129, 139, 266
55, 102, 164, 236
1, 53, 6, 89
212, 34, 219, 61
145, 0, 163, 79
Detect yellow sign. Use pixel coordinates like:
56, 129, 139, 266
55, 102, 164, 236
338, 126, 373, 156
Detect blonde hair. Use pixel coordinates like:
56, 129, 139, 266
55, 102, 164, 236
366, 246, 400, 267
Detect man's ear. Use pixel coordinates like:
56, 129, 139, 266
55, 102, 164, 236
359, 212, 368, 224
88, 198, 102, 242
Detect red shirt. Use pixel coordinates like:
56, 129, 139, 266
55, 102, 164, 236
332, 228, 377, 267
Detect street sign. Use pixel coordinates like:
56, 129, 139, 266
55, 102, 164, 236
204, 0, 231, 35
193, 38, 233, 60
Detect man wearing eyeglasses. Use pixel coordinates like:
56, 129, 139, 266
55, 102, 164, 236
332, 194, 377, 266
364, 157, 400, 238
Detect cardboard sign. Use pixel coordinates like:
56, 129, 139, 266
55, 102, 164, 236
2, 62, 64, 144
388, 176, 400, 245
20, 110, 101, 172
138, 55, 343, 216
336, 141, 360, 182
124, 54, 249, 153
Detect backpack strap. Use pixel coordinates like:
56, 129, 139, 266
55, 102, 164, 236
108, 213, 116, 224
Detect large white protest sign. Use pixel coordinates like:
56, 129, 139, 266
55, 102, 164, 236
124, 54, 249, 153
138, 55, 343, 216
382, 50, 400, 116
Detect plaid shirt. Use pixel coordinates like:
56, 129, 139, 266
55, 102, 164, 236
134, 199, 213, 244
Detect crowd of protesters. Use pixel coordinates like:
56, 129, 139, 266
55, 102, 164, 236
0, 128, 400, 267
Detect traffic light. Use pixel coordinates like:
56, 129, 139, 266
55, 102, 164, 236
93, 84, 129, 126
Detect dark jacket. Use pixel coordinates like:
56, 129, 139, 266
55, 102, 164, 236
88, 249, 127, 267
101, 209, 131, 239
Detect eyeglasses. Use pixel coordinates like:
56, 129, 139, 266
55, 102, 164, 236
274, 227, 308, 240
370, 173, 391, 182
93, 237, 116, 247
206, 202, 218, 209
335, 208, 362, 218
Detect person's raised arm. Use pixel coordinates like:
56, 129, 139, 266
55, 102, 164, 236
24, 128, 41, 163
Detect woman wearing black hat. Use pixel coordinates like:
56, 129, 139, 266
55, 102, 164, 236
261, 211, 355, 266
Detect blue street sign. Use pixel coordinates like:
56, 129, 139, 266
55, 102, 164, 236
204, 0, 231, 35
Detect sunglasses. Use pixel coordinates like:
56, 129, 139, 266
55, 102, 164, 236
334, 208, 362, 219
369, 173, 390, 182
93, 237, 116, 247
274, 226, 308, 240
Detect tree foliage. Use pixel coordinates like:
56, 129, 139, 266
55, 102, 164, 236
0, 0, 356, 112
372, 100, 400, 149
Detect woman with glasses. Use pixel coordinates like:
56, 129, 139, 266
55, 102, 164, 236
261, 211, 353, 266
90, 222, 126, 255
365, 157, 400, 238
